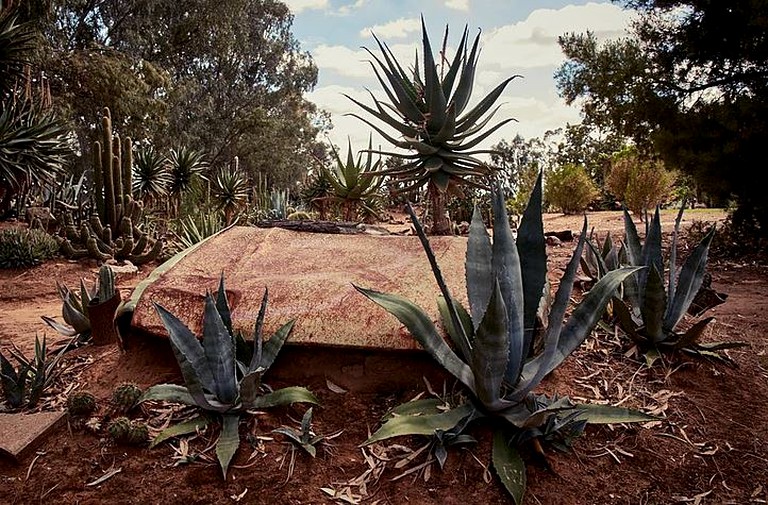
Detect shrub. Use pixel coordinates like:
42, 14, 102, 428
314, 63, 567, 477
544, 164, 598, 214
606, 147, 676, 215
0, 228, 58, 269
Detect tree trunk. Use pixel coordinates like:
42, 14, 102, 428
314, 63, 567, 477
428, 182, 452, 235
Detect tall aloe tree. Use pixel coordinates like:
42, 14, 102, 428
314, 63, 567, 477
347, 17, 518, 234
132, 145, 170, 207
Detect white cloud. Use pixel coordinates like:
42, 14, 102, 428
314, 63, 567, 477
311, 45, 372, 78
445, 0, 469, 11
335, 0, 368, 16
482, 2, 633, 69
360, 17, 421, 39
283, 0, 328, 14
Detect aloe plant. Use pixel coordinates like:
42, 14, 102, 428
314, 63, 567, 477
139, 275, 318, 479
354, 174, 652, 503
348, 17, 518, 234
323, 136, 383, 221
0, 335, 68, 409
613, 205, 743, 363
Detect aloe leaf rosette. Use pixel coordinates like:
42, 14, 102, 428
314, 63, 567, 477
355, 173, 652, 503
139, 276, 317, 479
346, 17, 518, 195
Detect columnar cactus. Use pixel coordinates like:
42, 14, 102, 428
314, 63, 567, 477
56, 107, 163, 264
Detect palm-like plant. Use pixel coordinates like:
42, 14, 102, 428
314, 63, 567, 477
613, 205, 743, 363
323, 136, 383, 221
132, 145, 170, 207
355, 174, 651, 503
347, 17, 518, 234
211, 158, 248, 225
167, 146, 207, 215
0, 12, 70, 214
139, 276, 318, 479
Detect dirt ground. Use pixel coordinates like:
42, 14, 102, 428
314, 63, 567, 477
1, 209, 767, 505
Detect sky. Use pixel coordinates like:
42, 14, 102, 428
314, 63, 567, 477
284, 1, 636, 154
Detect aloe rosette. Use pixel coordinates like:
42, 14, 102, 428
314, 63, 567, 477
355, 174, 652, 503
323, 135, 384, 220
139, 276, 317, 478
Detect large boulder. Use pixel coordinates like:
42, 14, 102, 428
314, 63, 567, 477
128, 226, 469, 351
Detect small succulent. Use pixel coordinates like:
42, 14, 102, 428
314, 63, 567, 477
126, 421, 149, 445
111, 382, 142, 414
67, 390, 98, 416
0, 335, 66, 409
273, 407, 337, 458
107, 416, 132, 442
0, 228, 59, 269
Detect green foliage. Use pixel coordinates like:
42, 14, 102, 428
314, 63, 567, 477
606, 147, 676, 215
139, 275, 317, 479
42, 265, 116, 341
133, 145, 170, 205
349, 17, 517, 233
556, 1, 768, 236
322, 136, 384, 222
614, 204, 745, 363
299, 172, 333, 219
168, 146, 207, 214
544, 164, 599, 215
210, 158, 248, 226
580, 231, 621, 285
0, 335, 66, 410
0, 227, 58, 269
165, 213, 226, 259
355, 174, 650, 503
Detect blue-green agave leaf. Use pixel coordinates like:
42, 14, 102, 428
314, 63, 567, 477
641, 265, 666, 343
471, 281, 512, 411
216, 414, 240, 479
354, 286, 475, 391
673, 316, 715, 350
383, 398, 448, 420
466, 205, 493, 329
202, 295, 238, 404
247, 386, 318, 409
149, 414, 210, 449
517, 172, 547, 357
667, 199, 687, 306
154, 303, 216, 398
215, 274, 233, 335
572, 404, 658, 423
364, 402, 476, 445
492, 429, 526, 505
437, 296, 474, 361
139, 383, 232, 412
259, 320, 295, 372
664, 228, 715, 332
249, 289, 268, 373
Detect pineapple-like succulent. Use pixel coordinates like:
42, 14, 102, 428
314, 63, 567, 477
107, 416, 132, 442
67, 391, 98, 416
111, 382, 142, 414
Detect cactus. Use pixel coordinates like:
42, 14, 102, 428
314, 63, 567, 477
57, 107, 163, 264
67, 391, 98, 416
126, 421, 149, 445
107, 416, 132, 442
111, 382, 142, 414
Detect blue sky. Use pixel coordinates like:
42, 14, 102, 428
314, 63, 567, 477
284, 1, 635, 152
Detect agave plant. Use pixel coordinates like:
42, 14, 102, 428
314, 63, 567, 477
613, 205, 743, 363
347, 17, 518, 234
354, 174, 652, 503
139, 275, 318, 479
41, 265, 116, 341
132, 145, 170, 206
322, 136, 384, 221
210, 158, 248, 225
580, 230, 622, 286
273, 407, 340, 458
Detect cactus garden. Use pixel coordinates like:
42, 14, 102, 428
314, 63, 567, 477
2, 2, 768, 504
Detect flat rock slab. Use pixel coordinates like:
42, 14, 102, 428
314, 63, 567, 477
130, 226, 469, 351
0, 411, 65, 463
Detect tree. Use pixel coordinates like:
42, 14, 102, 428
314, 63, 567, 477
490, 135, 548, 215
556, 1, 768, 235
18, 0, 326, 189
